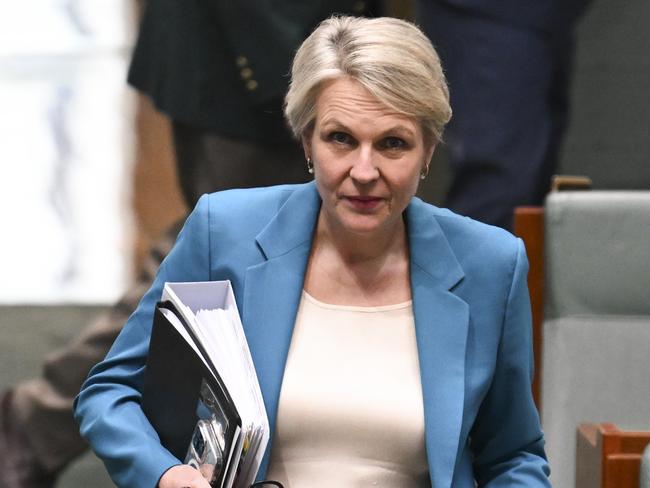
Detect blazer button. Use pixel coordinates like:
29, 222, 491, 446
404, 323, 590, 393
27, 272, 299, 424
240, 67, 253, 80
235, 56, 248, 68
245, 79, 258, 91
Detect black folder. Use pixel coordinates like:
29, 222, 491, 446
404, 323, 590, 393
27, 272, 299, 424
142, 300, 242, 488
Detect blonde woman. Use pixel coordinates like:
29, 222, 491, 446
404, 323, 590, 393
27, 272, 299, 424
75, 16, 550, 488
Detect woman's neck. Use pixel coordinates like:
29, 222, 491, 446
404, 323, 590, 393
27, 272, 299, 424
303, 211, 411, 306
314, 210, 408, 263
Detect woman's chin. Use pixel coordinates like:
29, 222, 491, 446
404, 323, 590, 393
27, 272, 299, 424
336, 214, 396, 238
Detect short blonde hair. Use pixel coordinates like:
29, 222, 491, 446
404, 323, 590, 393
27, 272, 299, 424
284, 16, 452, 144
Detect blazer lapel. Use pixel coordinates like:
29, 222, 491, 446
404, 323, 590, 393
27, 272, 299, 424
407, 200, 469, 488
241, 183, 321, 478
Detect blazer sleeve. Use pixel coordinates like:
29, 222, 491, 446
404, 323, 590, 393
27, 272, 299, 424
73, 195, 212, 488
470, 239, 551, 487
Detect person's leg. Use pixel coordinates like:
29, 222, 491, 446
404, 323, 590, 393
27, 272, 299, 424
536, 32, 576, 200
172, 122, 309, 208
416, 1, 576, 230
5, 223, 180, 479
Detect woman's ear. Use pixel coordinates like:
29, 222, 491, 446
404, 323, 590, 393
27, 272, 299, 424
301, 134, 312, 161
420, 142, 437, 177
425, 141, 437, 164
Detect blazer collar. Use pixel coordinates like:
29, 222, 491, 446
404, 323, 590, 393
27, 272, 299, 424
243, 183, 321, 478
247, 183, 469, 488
255, 182, 321, 260
407, 199, 469, 488
253, 182, 466, 286
405, 198, 464, 290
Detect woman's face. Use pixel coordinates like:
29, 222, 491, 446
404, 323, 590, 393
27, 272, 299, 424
303, 77, 435, 238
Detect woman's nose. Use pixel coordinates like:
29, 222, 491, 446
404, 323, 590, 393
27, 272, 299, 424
349, 147, 379, 183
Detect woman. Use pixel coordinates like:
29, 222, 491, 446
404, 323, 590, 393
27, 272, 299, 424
75, 16, 551, 488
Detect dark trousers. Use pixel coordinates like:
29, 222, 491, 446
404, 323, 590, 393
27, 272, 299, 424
172, 121, 308, 207
417, 1, 582, 229
12, 126, 308, 471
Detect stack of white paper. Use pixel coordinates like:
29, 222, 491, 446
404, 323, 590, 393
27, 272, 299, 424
162, 281, 270, 488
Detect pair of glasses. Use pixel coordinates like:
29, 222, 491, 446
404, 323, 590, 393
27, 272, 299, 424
251, 482, 284, 488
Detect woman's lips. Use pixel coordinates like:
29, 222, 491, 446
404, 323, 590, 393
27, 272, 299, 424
344, 196, 384, 211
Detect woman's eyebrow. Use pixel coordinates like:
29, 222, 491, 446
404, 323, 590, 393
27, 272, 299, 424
319, 118, 350, 131
379, 125, 416, 138
320, 119, 415, 137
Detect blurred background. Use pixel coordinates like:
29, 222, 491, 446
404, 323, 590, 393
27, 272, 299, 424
1, 0, 647, 306
0, 0, 648, 486
0, 0, 136, 304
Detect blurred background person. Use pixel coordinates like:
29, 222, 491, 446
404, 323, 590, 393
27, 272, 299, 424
417, 0, 594, 229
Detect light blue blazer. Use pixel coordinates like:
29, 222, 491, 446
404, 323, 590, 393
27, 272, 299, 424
74, 182, 550, 488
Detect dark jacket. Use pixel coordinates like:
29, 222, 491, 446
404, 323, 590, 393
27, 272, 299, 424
128, 0, 380, 144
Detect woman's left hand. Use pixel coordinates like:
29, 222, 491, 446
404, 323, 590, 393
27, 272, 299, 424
158, 464, 212, 488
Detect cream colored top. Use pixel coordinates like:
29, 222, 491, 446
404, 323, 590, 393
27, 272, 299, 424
266, 291, 429, 487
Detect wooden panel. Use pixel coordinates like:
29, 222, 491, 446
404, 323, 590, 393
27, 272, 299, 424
604, 455, 642, 488
513, 206, 544, 409
577, 422, 650, 488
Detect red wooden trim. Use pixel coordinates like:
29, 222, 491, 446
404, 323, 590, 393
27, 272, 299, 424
513, 206, 544, 410
577, 422, 650, 488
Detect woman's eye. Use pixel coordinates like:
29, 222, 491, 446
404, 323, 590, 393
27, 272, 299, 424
382, 137, 407, 150
329, 132, 351, 145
